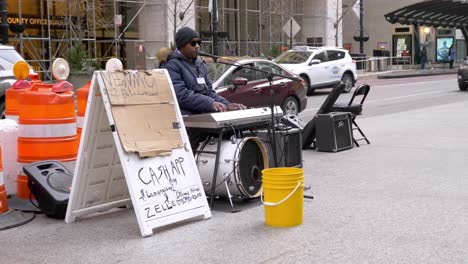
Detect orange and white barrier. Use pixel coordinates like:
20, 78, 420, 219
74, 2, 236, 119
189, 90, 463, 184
0, 120, 18, 194
0, 146, 8, 214
5, 61, 34, 122
16, 82, 77, 199
76, 80, 91, 145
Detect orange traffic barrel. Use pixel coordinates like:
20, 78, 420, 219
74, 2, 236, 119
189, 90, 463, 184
0, 146, 8, 214
5, 62, 33, 122
16, 82, 77, 199
76, 80, 91, 144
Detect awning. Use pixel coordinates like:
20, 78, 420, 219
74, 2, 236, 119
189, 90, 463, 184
385, 0, 468, 30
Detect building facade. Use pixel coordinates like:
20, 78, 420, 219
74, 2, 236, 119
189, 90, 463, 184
4, 0, 345, 78
342, 0, 467, 65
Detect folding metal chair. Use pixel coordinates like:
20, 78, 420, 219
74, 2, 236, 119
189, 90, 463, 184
330, 84, 371, 147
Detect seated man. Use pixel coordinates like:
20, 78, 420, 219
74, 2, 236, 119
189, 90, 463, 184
164, 27, 245, 115
164, 27, 245, 149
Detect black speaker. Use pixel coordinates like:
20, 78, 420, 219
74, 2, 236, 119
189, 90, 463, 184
25, 160, 73, 219
315, 112, 353, 152
257, 127, 303, 167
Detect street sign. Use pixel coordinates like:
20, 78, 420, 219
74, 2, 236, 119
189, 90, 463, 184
352, 2, 360, 20
282, 18, 301, 38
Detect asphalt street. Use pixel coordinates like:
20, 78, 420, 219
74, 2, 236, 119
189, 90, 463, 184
2, 75, 468, 264
299, 74, 459, 121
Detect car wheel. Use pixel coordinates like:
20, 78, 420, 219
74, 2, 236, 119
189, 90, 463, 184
301, 75, 315, 95
341, 74, 354, 93
459, 83, 467, 91
282, 96, 299, 116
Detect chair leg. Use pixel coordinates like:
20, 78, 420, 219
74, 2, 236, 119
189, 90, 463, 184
352, 119, 370, 145
353, 137, 360, 147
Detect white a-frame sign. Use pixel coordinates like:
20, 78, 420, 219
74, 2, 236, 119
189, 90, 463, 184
65, 69, 211, 237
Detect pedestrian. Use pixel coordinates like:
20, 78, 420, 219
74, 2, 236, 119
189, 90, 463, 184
155, 47, 172, 68
420, 46, 427, 70
449, 44, 455, 69
163, 27, 246, 150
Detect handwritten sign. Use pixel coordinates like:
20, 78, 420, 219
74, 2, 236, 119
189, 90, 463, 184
133, 149, 207, 223
99, 71, 183, 157
66, 70, 211, 237
100, 71, 173, 105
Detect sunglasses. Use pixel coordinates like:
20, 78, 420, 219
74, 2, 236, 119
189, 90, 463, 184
190, 40, 202, 47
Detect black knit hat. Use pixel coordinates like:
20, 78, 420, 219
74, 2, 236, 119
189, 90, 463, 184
176, 27, 200, 49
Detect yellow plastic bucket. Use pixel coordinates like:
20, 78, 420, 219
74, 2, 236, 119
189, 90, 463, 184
262, 168, 304, 227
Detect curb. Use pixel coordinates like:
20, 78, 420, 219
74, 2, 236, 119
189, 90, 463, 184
377, 71, 457, 79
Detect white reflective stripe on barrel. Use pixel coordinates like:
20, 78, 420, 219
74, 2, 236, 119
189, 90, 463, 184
5, 115, 18, 123
18, 123, 77, 138
0, 171, 4, 185
17, 160, 76, 175
76, 116, 84, 129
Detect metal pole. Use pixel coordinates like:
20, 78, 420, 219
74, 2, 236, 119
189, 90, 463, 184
0, 0, 8, 44
289, 18, 292, 48
114, 1, 118, 58
19, 0, 23, 56
212, 0, 219, 55
359, 0, 364, 54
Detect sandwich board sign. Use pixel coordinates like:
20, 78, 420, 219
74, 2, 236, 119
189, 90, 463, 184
65, 69, 211, 237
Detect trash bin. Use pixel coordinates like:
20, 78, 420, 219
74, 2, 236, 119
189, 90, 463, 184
351, 54, 367, 70
368, 57, 378, 72
378, 57, 389, 71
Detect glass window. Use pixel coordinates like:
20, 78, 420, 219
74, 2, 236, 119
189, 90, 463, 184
256, 61, 283, 80
223, 9, 238, 41
222, 62, 256, 87
197, 0, 209, 6
247, 0, 259, 10
207, 62, 231, 83
275, 51, 312, 64
225, 0, 237, 9
327, 50, 345, 61
312, 52, 327, 62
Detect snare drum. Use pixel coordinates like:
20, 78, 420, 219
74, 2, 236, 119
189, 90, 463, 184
196, 137, 269, 198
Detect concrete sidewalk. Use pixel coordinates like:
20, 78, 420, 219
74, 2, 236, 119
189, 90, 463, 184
358, 68, 458, 80
2, 100, 468, 263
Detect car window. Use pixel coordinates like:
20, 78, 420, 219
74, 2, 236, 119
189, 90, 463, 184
222, 63, 256, 87
327, 50, 345, 61
275, 51, 312, 64
207, 62, 231, 83
312, 51, 327, 62
256, 61, 283, 80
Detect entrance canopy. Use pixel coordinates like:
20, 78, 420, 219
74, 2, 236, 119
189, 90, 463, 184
385, 0, 468, 34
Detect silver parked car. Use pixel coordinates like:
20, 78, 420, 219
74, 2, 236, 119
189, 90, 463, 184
0, 45, 33, 117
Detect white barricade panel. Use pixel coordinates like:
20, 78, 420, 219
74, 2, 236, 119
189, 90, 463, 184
66, 70, 211, 237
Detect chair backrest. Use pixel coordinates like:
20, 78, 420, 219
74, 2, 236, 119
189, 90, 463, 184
348, 84, 370, 106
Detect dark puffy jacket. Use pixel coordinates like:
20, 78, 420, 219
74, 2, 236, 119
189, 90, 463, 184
164, 51, 229, 115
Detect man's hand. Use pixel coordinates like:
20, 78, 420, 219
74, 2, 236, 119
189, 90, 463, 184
227, 103, 247, 111
212, 102, 227, 112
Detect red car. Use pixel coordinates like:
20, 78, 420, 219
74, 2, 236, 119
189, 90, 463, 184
206, 57, 307, 116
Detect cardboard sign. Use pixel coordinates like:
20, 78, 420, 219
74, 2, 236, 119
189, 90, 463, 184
98, 71, 183, 157
65, 70, 211, 237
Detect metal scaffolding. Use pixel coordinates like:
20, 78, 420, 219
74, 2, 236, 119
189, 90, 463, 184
9, 0, 165, 80
195, 0, 304, 57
